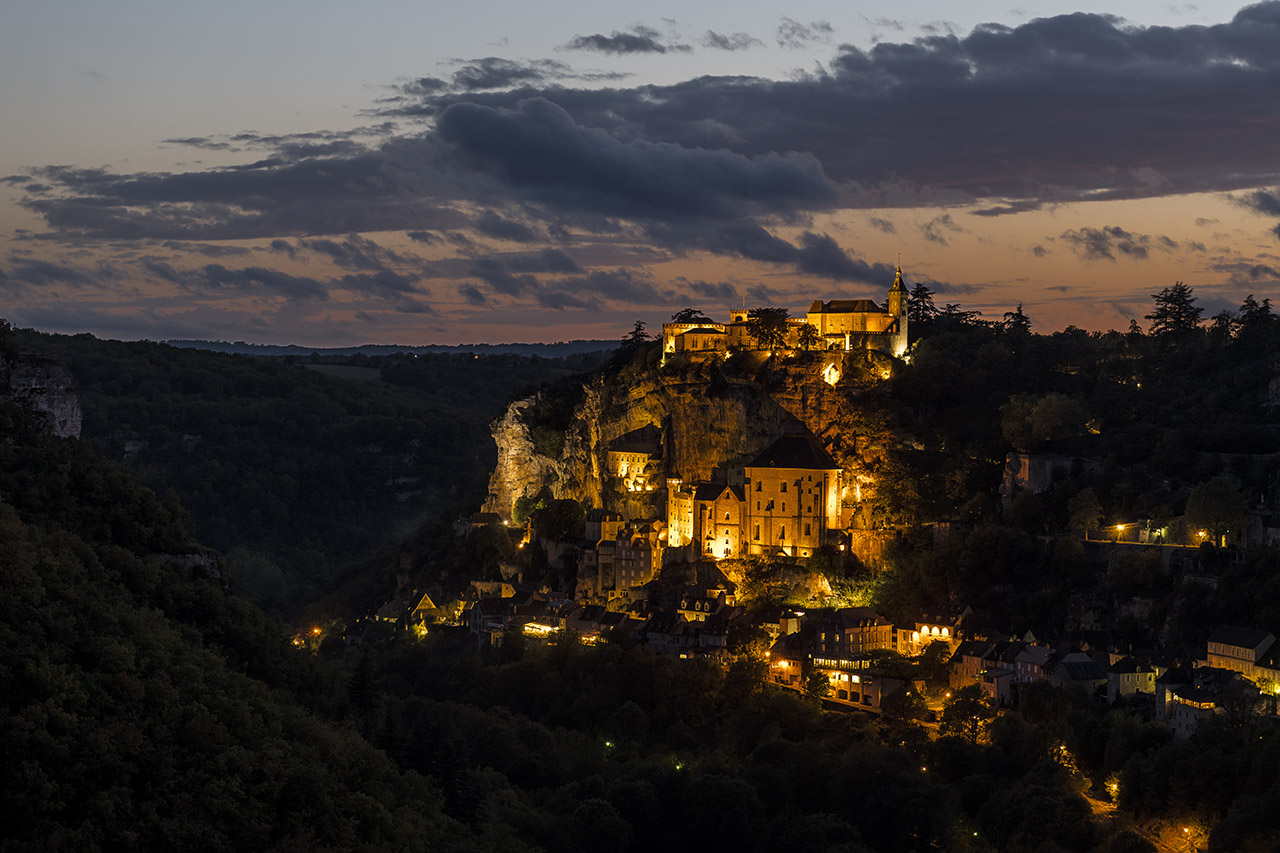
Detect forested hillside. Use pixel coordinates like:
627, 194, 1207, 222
15, 329, 602, 615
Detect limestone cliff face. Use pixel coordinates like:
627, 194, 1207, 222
483, 351, 892, 525
3, 355, 83, 439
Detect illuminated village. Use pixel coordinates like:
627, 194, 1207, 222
363, 275, 1280, 752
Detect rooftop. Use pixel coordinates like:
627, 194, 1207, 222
746, 434, 840, 471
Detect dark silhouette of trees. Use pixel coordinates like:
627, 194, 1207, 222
1145, 282, 1203, 337
745, 307, 790, 350
670, 308, 712, 324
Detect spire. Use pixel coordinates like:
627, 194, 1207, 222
890, 265, 907, 292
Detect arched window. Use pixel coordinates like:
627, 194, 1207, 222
781, 482, 787, 493
724, 511, 730, 521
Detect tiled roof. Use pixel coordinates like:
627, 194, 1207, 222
1207, 625, 1275, 651
809, 299, 885, 314
746, 434, 840, 470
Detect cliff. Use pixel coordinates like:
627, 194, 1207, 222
483, 348, 897, 531
3, 353, 83, 438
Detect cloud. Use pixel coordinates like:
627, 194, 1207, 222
701, 31, 763, 51
922, 213, 963, 245
0, 257, 106, 292
1059, 225, 1177, 261
295, 233, 417, 271
435, 98, 837, 221
777, 18, 834, 48
394, 5, 1280, 213
672, 277, 738, 300
868, 217, 896, 234
189, 264, 329, 300
396, 57, 628, 94
562, 25, 690, 55
472, 210, 540, 242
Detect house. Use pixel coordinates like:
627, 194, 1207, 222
1048, 652, 1107, 695
1204, 625, 1279, 685
899, 602, 973, 656
1107, 656, 1158, 703
666, 433, 844, 562
980, 668, 1017, 706
1014, 644, 1053, 683
605, 425, 663, 492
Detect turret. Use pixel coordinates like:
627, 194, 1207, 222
888, 265, 907, 317
888, 266, 909, 357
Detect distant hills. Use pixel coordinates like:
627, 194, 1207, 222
164, 338, 622, 357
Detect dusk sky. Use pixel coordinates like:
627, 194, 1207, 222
4, 0, 1280, 345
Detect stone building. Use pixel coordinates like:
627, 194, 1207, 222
667, 433, 843, 561
660, 268, 909, 359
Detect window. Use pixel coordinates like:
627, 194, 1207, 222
780, 526, 786, 540
781, 482, 787, 493
754, 525, 760, 540
756, 501, 761, 511
755, 481, 762, 492
782, 503, 785, 512
804, 523, 811, 536
724, 511, 730, 521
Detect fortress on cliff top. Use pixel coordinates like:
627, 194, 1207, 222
660, 267, 909, 360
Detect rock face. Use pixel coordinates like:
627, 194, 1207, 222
483, 351, 892, 529
3, 354, 83, 438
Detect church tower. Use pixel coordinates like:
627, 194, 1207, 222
888, 265, 909, 357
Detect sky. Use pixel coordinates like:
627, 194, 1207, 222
3, 1, 1280, 345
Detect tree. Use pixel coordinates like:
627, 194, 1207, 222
1185, 476, 1246, 546
908, 283, 938, 326
1002, 304, 1032, 334
745, 307, 790, 350
939, 684, 993, 743
1068, 488, 1104, 537
622, 320, 651, 348
671, 308, 712, 324
800, 658, 830, 704
797, 323, 821, 351
1145, 282, 1203, 337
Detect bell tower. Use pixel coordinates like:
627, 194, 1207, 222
888, 265, 909, 357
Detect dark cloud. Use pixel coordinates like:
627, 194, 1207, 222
971, 200, 1043, 217
921, 214, 962, 245
1031, 244, 1049, 257
1060, 225, 1170, 261
159, 240, 251, 258
674, 277, 738, 300
777, 18, 834, 48
435, 98, 836, 221
562, 25, 690, 55
296, 233, 417, 271
658, 220, 897, 286
472, 210, 539, 242
504, 248, 581, 273
1209, 259, 1280, 283
18, 152, 469, 241
0, 256, 115, 291
338, 270, 435, 314
471, 258, 538, 296
406, 230, 441, 244
1047, 285, 1072, 292
701, 31, 763, 51
191, 264, 328, 300
868, 217, 896, 234
398, 5, 1280, 212
459, 284, 487, 305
